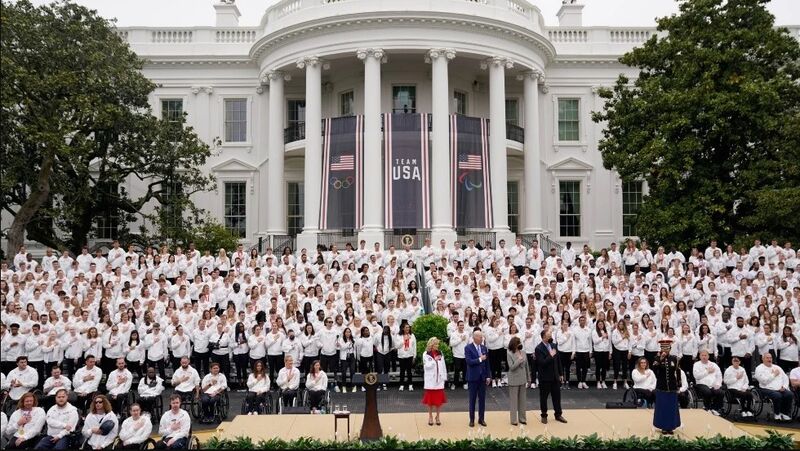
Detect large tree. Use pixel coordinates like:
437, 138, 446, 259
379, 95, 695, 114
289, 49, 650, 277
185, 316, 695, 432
1, 0, 215, 257
593, 0, 800, 249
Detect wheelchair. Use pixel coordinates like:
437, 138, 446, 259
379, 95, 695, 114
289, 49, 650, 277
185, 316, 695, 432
303, 388, 331, 412
176, 389, 202, 420
793, 389, 799, 420
198, 390, 229, 423
277, 388, 301, 414
720, 386, 757, 419
241, 391, 273, 415
112, 436, 157, 449
187, 425, 202, 450
750, 382, 775, 419
108, 391, 132, 421
622, 387, 653, 408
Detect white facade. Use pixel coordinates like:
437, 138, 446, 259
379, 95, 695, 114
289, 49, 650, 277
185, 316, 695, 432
16, 0, 800, 253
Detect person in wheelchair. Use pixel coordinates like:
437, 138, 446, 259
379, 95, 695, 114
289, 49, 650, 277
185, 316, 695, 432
277, 356, 300, 409
754, 353, 794, 421
34, 389, 78, 450
199, 363, 227, 423
692, 350, 724, 416
630, 357, 656, 406
72, 356, 102, 414
80, 395, 118, 450
41, 366, 71, 412
723, 356, 754, 417
7, 357, 39, 406
136, 367, 164, 417
4, 392, 46, 449
305, 360, 328, 411
170, 358, 200, 404
117, 404, 152, 449
244, 361, 270, 414
156, 395, 190, 449
677, 370, 691, 408
105, 359, 133, 415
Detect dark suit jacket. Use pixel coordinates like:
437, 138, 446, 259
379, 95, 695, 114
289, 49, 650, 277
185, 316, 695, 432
464, 342, 491, 382
534, 341, 561, 383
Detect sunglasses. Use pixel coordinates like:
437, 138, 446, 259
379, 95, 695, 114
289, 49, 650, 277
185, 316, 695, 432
94, 400, 104, 404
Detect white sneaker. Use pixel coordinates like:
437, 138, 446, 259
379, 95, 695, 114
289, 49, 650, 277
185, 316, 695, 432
352, 386, 357, 393
399, 385, 404, 391
781, 414, 791, 421
334, 386, 340, 393
742, 411, 752, 417
450, 384, 455, 390
382, 384, 387, 391
710, 410, 720, 416
361, 386, 366, 392
597, 381, 601, 389
408, 385, 413, 391
774, 414, 782, 421
462, 384, 468, 390
491, 381, 497, 388
612, 382, 618, 390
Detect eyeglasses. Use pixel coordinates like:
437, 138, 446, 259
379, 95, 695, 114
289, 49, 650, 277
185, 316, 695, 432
94, 400, 104, 404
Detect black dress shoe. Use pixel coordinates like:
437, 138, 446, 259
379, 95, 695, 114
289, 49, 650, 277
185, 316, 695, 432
479, 420, 487, 427
540, 417, 548, 424
519, 420, 527, 425
469, 421, 475, 427
555, 416, 568, 423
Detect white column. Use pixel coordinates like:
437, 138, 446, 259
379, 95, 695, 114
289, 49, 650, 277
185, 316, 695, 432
357, 48, 385, 246
296, 56, 326, 253
256, 79, 270, 239
266, 70, 289, 236
482, 56, 514, 241
520, 70, 543, 234
426, 48, 457, 245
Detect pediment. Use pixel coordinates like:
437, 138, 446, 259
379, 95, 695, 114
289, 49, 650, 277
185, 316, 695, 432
210, 158, 258, 172
547, 157, 593, 172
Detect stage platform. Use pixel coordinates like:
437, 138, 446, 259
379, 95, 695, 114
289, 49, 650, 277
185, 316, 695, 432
211, 409, 751, 442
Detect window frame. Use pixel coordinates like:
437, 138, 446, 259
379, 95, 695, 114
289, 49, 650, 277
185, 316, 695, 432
222, 97, 250, 144
339, 90, 355, 117
224, 181, 247, 239
622, 180, 644, 237
558, 180, 582, 238
392, 85, 417, 114
507, 180, 520, 235
505, 98, 520, 126
287, 181, 304, 237
453, 90, 468, 116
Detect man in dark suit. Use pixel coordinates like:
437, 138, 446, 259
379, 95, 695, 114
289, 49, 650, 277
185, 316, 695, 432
534, 328, 567, 424
464, 329, 491, 427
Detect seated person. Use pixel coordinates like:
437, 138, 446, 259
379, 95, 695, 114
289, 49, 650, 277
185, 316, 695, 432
754, 353, 794, 421
677, 370, 691, 408
199, 363, 227, 423
41, 366, 71, 411
276, 356, 300, 408
4, 392, 46, 449
692, 351, 724, 415
117, 404, 153, 449
630, 357, 656, 406
156, 395, 190, 449
304, 360, 328, 410
170, 358, 200, 403
244, 361, 270, 414
136, 367, 165, 417
723, 356, 754, 417
7, 357, 39, 403
34, 389, 79, 450
80, 395, 118, 450
105, 359, 133, 414
72, 356, 102, 413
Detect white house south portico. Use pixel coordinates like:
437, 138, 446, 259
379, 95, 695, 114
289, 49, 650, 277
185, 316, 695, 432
67, 0, 799, 252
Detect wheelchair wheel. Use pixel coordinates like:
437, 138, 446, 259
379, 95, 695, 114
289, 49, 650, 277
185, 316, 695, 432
792, 391, 799, 420
751, 389, 764, 418
188, 436, 201, 450
261, 392, 274, 414
720, 389, 734, 417
190, 397, 202, 420
142, 438, 157, 449
217, 392, 230, 421
686, 387, 699, 409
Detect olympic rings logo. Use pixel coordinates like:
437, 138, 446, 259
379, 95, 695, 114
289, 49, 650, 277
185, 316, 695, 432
330, 176, 354, 190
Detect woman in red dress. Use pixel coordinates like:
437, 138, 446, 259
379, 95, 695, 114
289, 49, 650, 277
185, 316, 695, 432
422, 337, 447, 425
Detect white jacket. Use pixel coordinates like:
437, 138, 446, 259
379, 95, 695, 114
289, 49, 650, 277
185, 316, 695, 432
395, 334, 417, 359
7, 367, 38, 400
246, 373, 270, 394
43, 376, 72, 396
138, 376, 165, 398
723, 366, 749, 391
277, 367, 300, 390
422, 351, 447, 390
305, 371, 328, 392
159, 409, 191, 441
106, 369, 133, 396
171, 366, 201, 393
5, 407, 46, 441
82, 411, 119, 450
72, 366, 102, 395
631, 369, 656, 390
754, 364, 789, 391
118, 415, 153, 446
45, 403, 79, 439
693, 361, 722, 389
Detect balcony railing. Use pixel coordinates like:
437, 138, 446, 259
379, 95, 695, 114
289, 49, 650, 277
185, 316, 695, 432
384, 229, 432, 250
506, 123, 524, 143
284, 122, 305, 144
455, 229, 496, 249
317, 230, 357, 251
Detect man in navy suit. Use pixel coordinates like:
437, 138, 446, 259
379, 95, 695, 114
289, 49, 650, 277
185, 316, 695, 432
535, 328, 567, 424
465, 329, 491, 427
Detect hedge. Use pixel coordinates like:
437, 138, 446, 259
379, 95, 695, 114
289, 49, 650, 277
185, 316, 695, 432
201, 431, 794, 450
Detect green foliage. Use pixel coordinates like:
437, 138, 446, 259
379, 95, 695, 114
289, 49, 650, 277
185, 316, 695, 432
592, 0, 800, 250
412, 314, 453, 367
186, 219, 241, 254
0, 0, 215, 256
202, 431, 794, 450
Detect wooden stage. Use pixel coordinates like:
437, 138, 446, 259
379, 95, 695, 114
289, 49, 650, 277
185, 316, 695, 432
211, 409, 752, 442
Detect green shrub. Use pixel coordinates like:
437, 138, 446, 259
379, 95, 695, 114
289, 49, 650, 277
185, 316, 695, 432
201, 431, 794, 450
412, 314, 453, 369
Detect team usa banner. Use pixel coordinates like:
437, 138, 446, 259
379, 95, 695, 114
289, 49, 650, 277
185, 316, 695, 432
384, 113, 431, 229
320, 115, 364, 230
451, 114, 493, 229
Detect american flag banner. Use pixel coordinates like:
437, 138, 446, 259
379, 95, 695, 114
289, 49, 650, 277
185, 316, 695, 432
384, 113, 431, 229
450, 114, 493, 229
320, 115, 363, 230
